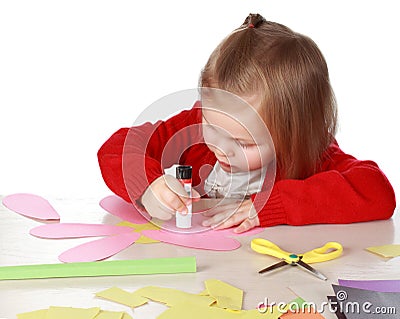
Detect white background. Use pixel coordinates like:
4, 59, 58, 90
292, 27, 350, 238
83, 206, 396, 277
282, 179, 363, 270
0, 0, 399, 203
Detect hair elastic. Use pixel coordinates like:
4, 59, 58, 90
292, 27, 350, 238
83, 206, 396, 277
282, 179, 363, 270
240, 13, 266, 30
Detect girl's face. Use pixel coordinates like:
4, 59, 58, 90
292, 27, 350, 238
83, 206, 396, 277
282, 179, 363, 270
201, 89, 274, 173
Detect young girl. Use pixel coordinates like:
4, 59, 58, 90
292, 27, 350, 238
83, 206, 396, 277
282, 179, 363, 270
97, 13, 396, 233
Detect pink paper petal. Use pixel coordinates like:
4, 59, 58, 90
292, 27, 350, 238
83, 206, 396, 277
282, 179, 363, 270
214, 226, 266, 237
2, 193, 60, 221
30, 223, 134, 239
99, 195, 150, 224
141, 229, 241, 251
59, 232, 141, 263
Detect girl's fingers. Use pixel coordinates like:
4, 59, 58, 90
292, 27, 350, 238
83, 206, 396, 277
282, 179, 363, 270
159, 189, 188, 214
234, 217, 259, 233
201, 202, 241, 217
201, 207, 223, 217
202, 209, 237, 227
202, 199, 258, 230
164, 175, 191, 199
212, 210, 248, 229
153, 203, 175, 220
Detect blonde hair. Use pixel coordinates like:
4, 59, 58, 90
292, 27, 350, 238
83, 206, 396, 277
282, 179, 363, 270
200, 14, 337, 180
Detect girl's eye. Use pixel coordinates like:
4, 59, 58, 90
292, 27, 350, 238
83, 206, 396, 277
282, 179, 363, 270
237, 142, 254, 149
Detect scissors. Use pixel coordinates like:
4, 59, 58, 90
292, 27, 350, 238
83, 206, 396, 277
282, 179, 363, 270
251, 239, 343, 281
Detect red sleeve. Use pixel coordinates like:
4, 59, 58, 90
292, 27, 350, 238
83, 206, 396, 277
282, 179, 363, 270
97, 104, 203, 203
253, 141, 396, 226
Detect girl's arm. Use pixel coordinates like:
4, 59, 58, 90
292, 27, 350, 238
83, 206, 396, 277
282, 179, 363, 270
254, 141, 396, 226
97, 105, 202, 203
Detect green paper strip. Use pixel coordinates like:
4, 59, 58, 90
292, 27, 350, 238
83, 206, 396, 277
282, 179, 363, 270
0, 257, 196, 280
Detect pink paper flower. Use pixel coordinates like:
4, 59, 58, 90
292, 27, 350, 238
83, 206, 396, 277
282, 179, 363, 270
3, 194, 265, 263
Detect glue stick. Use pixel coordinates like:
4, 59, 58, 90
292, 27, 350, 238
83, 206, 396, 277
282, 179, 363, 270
175, 165, 192, 228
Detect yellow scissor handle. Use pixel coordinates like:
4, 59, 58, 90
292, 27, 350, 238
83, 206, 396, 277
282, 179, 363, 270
251, 238, 298, 262
251, 239, 343, 264
301, 242, 343, 264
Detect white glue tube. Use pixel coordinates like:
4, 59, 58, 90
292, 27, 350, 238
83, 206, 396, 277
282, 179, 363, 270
175, 165, 192, 229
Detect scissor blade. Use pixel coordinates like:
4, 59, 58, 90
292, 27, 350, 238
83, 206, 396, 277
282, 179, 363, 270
296, 260, 327, 281
258, 260, 288, 274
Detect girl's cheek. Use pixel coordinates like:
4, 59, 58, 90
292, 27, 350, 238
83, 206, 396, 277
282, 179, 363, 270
238, 149, 261, 171
248, 155, 263, 170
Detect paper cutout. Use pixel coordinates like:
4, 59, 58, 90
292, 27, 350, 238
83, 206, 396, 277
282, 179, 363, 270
133, 286, 215, 307
153, 213, 211, 233
204, 279, 243, 310
0, 257, 196, 280
279, 297, 326, 318
29, 220, 159, 262
93, 310, 126, 319
326, 296, 347, 319
17, 309, 48, 319
332, 284, 400, 319
46, 306, 100, 319
338, 279, 400, 293
59, 232, 141, 262
116, 221, 160, 244
141, 229, 241, 251
101, 195, 267, 235
116, 221, 160, 232
213, 227, 265, 237
281, 311, 326, 318
135, 234, 160, 244
20, 194, 266, 262
2, 193, 60, 221
365, 244, 400, 258
100, 195, 150, 224
89, 279, 295, 318
30, 223, 134, 238
288, 297, 307, 308
96, 287, 148, 308
17, 308, 132, 319
95, 279, 287, 318
198, 289, 209, 296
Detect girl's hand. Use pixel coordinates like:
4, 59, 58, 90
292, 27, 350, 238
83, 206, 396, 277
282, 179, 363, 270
201, 198, 260, 233
140, 175, 200, 220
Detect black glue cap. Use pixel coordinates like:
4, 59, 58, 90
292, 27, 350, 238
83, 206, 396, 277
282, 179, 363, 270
176, 165, 192, 179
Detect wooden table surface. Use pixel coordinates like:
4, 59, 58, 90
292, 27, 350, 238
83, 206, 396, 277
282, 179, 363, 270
0, 195, 399, 319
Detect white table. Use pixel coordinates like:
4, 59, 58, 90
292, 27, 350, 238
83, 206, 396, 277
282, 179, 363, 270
0, 195, 399, 319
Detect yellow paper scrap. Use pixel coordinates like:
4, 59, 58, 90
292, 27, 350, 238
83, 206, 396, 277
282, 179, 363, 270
366, 244, 400, 258
135, 235, 160, 244
133, 286, 215, 307
17, 309, 48, 319
18, 309, 132, 319
204, 279, 243, 310
121, 313, 133, 319
116, 221, 160, 244
96, 287, 148, 308
117, 221, 160, 231
157, 302, 283, 319
45, 306, 100, 319
197, 289, 209, 296
94, 310, 124, 319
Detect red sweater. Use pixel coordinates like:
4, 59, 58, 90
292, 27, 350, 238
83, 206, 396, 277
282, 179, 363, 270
97, 105, 396, 227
